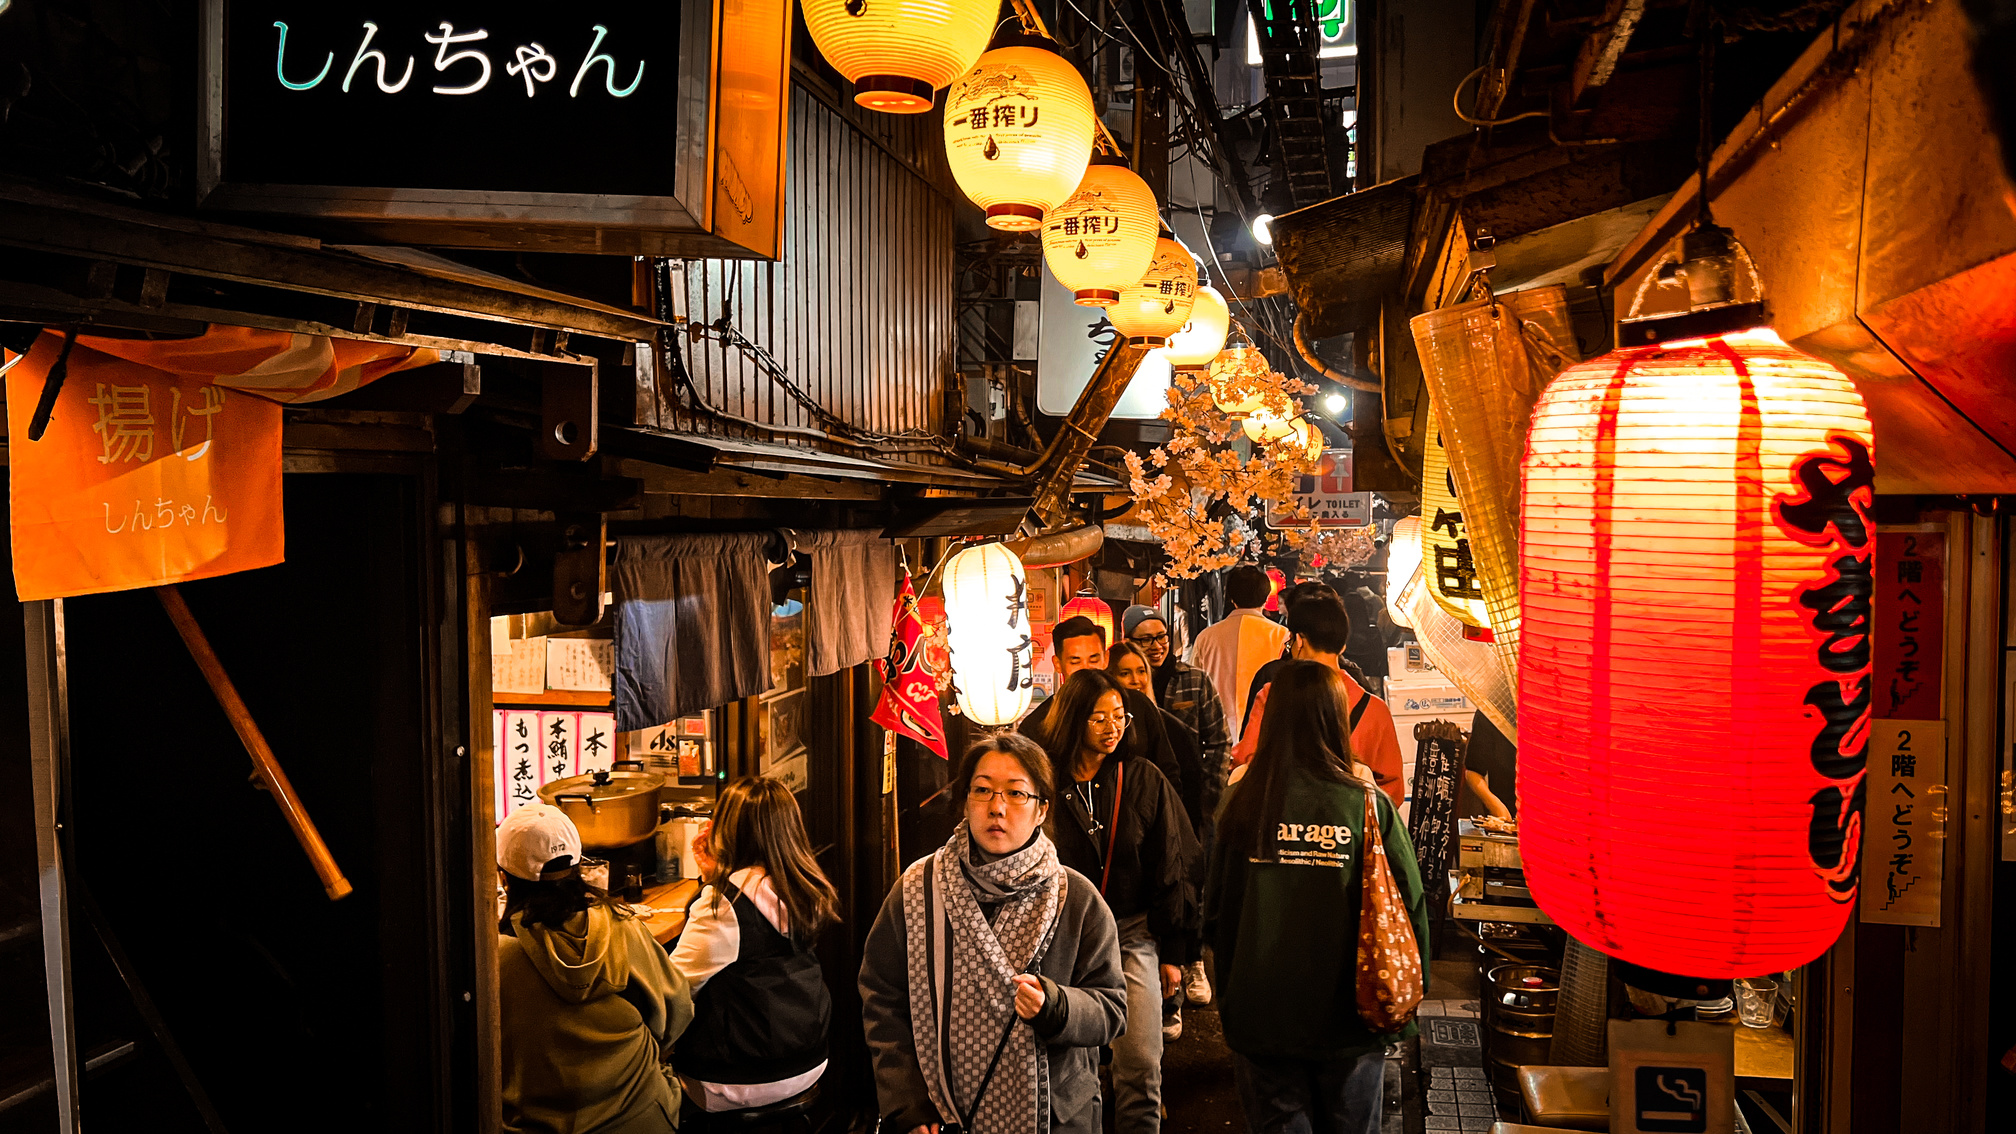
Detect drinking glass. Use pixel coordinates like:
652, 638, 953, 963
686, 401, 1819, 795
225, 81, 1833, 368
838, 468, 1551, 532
1737, 978, 1779, 1028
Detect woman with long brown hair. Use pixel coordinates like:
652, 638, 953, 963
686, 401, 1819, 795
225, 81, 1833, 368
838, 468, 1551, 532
1206, 661, 1430, 1134
670, 776, 839, 1115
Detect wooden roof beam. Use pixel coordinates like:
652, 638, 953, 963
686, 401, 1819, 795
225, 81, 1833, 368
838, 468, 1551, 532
1569, 0, 1650, 107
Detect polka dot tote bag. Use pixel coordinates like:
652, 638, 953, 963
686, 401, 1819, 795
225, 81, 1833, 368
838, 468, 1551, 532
1355, 787, 1423, 1032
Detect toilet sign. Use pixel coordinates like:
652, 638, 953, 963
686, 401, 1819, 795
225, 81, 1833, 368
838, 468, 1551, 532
1267, 449, 1370, 528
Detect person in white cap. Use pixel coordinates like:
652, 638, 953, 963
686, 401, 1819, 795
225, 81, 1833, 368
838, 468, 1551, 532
497, 804, 694, 1134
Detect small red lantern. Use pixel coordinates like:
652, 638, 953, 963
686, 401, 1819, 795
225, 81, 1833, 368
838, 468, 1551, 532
1519, 325, 1874, 977
1058, 592, 1116, 646
1262, 567, 1287, 613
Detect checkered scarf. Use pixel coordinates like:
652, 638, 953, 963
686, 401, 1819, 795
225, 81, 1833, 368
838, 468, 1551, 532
902, 820, 1064, 1134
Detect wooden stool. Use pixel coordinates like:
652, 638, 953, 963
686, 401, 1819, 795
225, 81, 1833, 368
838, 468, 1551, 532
1516, 1065, 1610, 1131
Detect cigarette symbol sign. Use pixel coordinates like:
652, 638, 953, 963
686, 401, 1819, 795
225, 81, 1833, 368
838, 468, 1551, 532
1634, 1066, 1708, 1132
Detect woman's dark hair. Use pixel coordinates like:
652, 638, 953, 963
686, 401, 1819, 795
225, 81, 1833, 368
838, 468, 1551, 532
1024, 668, 1130, 770
501, 864, 629, 935
1219, 661, 1366, 862
950, 734, 1057, 834
706, 776, 840, 945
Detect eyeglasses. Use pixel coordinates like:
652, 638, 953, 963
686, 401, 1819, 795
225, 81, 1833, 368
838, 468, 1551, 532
1129, 632, 1171, 647
1087, 711, 1132, 729
967, 786, 1044, 807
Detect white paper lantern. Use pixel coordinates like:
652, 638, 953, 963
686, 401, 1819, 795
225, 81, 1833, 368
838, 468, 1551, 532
942, 542, 1035, 725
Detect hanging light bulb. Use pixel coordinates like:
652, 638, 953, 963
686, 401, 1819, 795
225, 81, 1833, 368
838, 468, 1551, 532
1161, 285, 1232, 370
1205, 329, 1270, 416
1041, 157, 1159, 306
945, 34, 1097, 231
1106, 237, 1198, 347
801, 0, 998, 114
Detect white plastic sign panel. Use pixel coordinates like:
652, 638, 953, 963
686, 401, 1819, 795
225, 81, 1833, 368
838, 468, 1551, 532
1035, 270, 1172, 419
1609, 1019, 1734, 1134
1267, 450, 1370, 528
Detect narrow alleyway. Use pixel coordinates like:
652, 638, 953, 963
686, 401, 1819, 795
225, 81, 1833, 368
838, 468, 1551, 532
1157, 956, 1491, 1134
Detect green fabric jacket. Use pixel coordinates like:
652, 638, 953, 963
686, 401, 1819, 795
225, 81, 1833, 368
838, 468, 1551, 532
500, 903, 695, 1134
1204, 767, 1431, 1061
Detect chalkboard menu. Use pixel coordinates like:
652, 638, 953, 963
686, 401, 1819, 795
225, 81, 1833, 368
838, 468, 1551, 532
199, 0, 789, 256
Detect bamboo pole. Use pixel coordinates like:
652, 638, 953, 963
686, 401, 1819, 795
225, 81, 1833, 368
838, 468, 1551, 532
155, 585, 353, 902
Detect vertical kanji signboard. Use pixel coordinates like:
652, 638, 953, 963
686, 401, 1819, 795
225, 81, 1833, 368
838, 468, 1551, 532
1863, 527, 1949, 926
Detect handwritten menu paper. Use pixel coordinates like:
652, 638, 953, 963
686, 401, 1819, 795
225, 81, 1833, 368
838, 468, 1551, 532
547, 637, 615, 693
493, 710, 618, 824
501, 711, 540, 822
1861, 719, 1946, 927
494, 636, 548, 695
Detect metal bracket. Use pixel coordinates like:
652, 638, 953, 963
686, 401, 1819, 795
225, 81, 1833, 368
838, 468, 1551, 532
539, 359, 600, 461
553, 513, 608, 626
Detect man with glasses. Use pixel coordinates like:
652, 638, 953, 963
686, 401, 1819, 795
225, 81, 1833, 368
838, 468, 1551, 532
1022, 616, 1196, 824
1122, 605, 1230, 819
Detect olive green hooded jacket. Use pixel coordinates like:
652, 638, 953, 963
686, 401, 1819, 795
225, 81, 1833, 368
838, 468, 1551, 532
500, 902, 694, 1133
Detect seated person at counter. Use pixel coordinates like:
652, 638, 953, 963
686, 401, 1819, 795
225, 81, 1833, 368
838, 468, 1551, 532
498, 804, 694, 1134
670, 776, 838, 1115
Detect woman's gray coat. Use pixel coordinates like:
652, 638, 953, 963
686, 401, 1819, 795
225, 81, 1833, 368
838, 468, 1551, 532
859, 864, 1128, 1134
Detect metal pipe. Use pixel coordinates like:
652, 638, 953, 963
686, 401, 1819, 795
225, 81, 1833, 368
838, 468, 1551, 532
1294, 312, 1381, 392
155, 586, 354, 902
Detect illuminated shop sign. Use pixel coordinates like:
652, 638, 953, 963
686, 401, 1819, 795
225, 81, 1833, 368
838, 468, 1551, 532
199, 0, 791, 256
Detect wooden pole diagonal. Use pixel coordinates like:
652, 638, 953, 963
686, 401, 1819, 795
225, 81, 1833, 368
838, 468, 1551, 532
155, 585, 353, 902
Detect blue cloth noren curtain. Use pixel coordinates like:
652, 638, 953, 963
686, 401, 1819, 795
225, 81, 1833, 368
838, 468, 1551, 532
613, 532, 776, 732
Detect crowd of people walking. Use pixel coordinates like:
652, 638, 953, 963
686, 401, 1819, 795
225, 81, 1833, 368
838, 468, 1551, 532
493, 564, 1431, 1134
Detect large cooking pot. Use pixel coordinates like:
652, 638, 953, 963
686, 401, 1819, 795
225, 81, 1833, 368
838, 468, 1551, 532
538, 760, 666, 849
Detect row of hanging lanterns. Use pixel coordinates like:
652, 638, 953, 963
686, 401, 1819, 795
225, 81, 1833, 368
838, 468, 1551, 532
803, 0, 1213, 345
940, 540, 1036, 726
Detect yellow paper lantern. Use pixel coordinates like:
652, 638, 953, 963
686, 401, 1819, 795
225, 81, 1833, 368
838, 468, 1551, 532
1041, 157, 1159, 306
945, 38, 1097, 231
1206, 335, 1270, 415
1290, 416, 1323, 461
1162, 285, 1231, 369
801, 0, 997, 114
1107, 237, 1198, 347
942, 542, 1035, 725
1242, 407, 1297, 444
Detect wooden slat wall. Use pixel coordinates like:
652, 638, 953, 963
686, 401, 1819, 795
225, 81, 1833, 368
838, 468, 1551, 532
670, 84, 955, 450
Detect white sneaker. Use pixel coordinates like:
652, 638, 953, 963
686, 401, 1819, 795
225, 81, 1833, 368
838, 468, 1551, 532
1162, 1004, 1182, 1041
1184, 961, 1213, 1006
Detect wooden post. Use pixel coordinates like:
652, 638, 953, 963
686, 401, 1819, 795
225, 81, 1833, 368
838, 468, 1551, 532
154, 585, 353, 902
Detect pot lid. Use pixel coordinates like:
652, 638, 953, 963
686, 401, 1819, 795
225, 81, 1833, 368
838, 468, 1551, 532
539, 768, 665, 803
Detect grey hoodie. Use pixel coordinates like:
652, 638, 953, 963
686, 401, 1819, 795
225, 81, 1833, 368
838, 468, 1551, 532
500, 903, 694, 1134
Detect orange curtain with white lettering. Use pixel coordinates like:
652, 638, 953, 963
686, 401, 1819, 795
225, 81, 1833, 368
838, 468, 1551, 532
5, 328, 435, 600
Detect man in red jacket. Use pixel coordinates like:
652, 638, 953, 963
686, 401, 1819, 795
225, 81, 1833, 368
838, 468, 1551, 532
1231, 597, 1406, 805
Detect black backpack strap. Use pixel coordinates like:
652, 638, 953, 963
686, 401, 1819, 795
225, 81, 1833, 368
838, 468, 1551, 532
1349, 687, 1371, 730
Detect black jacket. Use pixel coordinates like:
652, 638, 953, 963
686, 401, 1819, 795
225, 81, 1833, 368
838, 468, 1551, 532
1024, 687, 1199, 825
1050, 753, 1199, 962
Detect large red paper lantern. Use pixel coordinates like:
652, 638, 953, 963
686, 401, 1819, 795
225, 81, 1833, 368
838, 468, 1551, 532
1058, 593, 1116, 646
1518, 326, 1875, 978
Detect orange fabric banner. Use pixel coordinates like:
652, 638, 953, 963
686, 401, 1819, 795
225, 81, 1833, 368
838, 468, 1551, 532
7, 332, 284, 600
